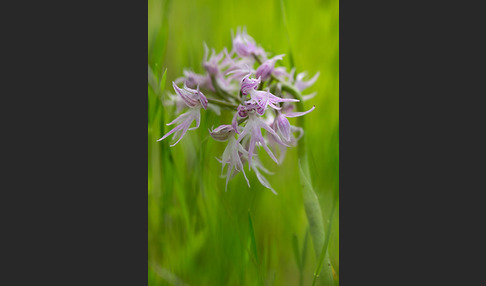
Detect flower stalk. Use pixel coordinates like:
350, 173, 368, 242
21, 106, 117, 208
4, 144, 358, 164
207, 98, 238, 109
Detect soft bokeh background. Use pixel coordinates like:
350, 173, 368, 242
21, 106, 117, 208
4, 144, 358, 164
148, 0, 338, 285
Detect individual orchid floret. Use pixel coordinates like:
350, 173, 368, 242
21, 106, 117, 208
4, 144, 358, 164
295, 71, 320, 92
249, 89, 298, 111
232, 27, 257, 57
157, 108, 202, 147
242, 91, 269, 118
256, 54, 284, 81
157, 82, 208, 146
232, 27, 266, 59
209, 124, 236, 142
266, 106, 313, 162
273, 106, 315, 144
172, 82, 208, 109
268, 124, 304, 162
203, 44, 227, 76
226, 66, 253, 82
273, 113, 292, 142
225, 57, 256, 82
175, 69, 213, 91
217, 134, 250, 191
236, 111, 289, 167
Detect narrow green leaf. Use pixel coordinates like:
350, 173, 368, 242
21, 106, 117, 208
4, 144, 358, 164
248, 210, 265, 286
299, 160, 334, 286
148, 65, 158, 93
279, 0, 295, 68
301, 226, 309, 270
312, 195, 338, 286
148, 67, 167, 127
248, 211, 258, 263
298, 160, 323, 258
292, 234, 302, 271
159, 68, 167, 96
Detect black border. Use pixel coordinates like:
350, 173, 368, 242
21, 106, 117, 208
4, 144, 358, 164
3, 0, 483, 284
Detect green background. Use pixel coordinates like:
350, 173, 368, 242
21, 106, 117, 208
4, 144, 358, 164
148, 0, 338, 285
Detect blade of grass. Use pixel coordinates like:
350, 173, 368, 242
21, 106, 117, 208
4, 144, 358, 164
292, 234, 301, 271
159, 68, 167, 95
148, 0, 172, 72
292, 229, 309, 286
299, 160, 334, 286
279, 0, 295, 68
300, 227, 310, 286
248, 210, 264, 286
248, 211, 258, 263
148, 65, 158, 94
148, 67, 166, 126
312, 194, 338, 286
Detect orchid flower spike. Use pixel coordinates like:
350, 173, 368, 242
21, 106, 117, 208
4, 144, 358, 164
157, 28, 320, 193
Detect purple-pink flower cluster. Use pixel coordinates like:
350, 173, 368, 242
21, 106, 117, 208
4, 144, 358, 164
159, 28, 319, 194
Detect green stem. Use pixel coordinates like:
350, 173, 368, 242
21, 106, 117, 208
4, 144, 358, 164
207, 98, 238, 109
237, 117, 248, 125
252, 54, 262, 65
210, 75, 240, 102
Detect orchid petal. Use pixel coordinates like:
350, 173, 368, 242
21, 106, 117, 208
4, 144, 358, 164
302, 92, 317, 101
284, 105, 315, 118
255, 170, 277, 195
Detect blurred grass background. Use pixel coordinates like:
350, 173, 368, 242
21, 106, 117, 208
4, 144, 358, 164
148, 0, 338, 285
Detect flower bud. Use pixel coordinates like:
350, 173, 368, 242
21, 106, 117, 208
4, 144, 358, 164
255, 54, 284, 81
172, 82, 208, 110
203, 62, 218, 76
209, 125, 235, 141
